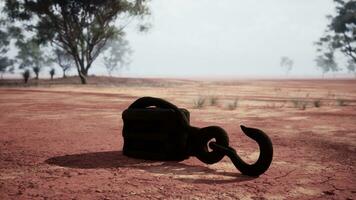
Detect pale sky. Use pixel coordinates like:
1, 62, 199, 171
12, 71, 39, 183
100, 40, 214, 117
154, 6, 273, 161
101, 0, 336, 78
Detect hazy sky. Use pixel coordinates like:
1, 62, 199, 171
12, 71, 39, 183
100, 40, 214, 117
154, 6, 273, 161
5, 0, 337, 78
99, 0, 335, 78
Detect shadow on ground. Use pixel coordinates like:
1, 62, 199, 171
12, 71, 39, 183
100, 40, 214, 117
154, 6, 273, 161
46, 151, 254, 184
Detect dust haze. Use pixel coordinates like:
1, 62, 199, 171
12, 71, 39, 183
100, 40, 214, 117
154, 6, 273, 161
120, 0, 334, 78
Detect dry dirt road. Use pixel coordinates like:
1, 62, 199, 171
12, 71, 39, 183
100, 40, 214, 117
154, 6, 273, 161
0, 79, 355, 199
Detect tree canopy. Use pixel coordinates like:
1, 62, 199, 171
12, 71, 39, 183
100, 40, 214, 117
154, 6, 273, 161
315, 51, 339, 77
103, 37, 132, 76
315, 0, 356, 76
0, 18, 14, 78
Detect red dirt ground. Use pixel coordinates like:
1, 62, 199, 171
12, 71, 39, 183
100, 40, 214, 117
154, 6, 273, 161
0, 79, 355, 199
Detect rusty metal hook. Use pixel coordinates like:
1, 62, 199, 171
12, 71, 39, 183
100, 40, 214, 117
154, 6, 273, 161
209, 125, 273, 177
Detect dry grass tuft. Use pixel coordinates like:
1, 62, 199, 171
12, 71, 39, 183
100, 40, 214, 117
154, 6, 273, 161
227, 99, 239, 110
193, 97, 206, 109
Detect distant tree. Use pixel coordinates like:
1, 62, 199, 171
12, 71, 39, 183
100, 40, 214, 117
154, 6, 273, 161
315, 0, 356, 72
49, 68, 55, 80
315, 50, 339, 78
54, 48, 73, 78
4, 0, 150, 84
280, 56, 294, 76
347, 59, 356, 77
32, 66, 41, 79
103, 38, 132, 76
16, 39, 52, 80
22, 69, 30, 83
0, 58, 14, 79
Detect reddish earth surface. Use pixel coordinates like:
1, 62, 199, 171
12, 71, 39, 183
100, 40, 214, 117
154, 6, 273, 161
0, 78, 355, 199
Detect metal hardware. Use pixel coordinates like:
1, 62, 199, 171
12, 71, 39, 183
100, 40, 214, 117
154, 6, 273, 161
122, 97, 273, 176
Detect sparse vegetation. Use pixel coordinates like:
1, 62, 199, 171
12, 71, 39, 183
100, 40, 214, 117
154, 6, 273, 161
227, 99, 239, 110
54, 48, 73, 78
209, 96, 219, 106
315, 51, 339, 78
313, 99, 321, 108
274, 87, 282, 92
315, 0, 356, 76
292, 99, 308, 110
16, 39, 52, 80
280, 56, 294, 76
193, 97, 206, 109
49, 68, 55, 80
0, 18, 14, 79
32, 66, 41, 80
347, 60, 356, 78
22, 69, 30, 84
103, 38, 132, 77
336, 99, 347, 106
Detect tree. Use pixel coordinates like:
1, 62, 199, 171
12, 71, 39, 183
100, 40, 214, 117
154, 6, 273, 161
22, 69, 30, 83
16, 39, 52, 79
347, 59, 356, 77
0, 18, 14, 79
32, 66, 41, 79
4, 0, 150, 84
280, 56, 294, 76
49, 68, 55, 80
315, 0, 356, 71
315, 50, 339, 78
0, 57, 14, 79
103, 37, 132, 76
54, 48, 73, 78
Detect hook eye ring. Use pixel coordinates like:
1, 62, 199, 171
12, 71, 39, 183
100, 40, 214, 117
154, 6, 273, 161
195, 126, 229, 164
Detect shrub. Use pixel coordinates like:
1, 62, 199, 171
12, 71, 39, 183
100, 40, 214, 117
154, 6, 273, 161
336, 99, 347, 106
49, 68, 55, 80
313, 99, 321, 108
227, 99, 238, 110
209, 96, 218, 106
292, 99, 308, 110
22, 69, 30, 84
300, 102, 307, 110
193, 97, 205, 109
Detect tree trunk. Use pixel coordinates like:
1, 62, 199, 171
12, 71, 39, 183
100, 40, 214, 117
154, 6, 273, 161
35, 73, 39, 80
79, 73, 87, 84
82, 68, 89, 76
79, 65, 90, 84
62, 69, 67, 78
74, 57, 90, 84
